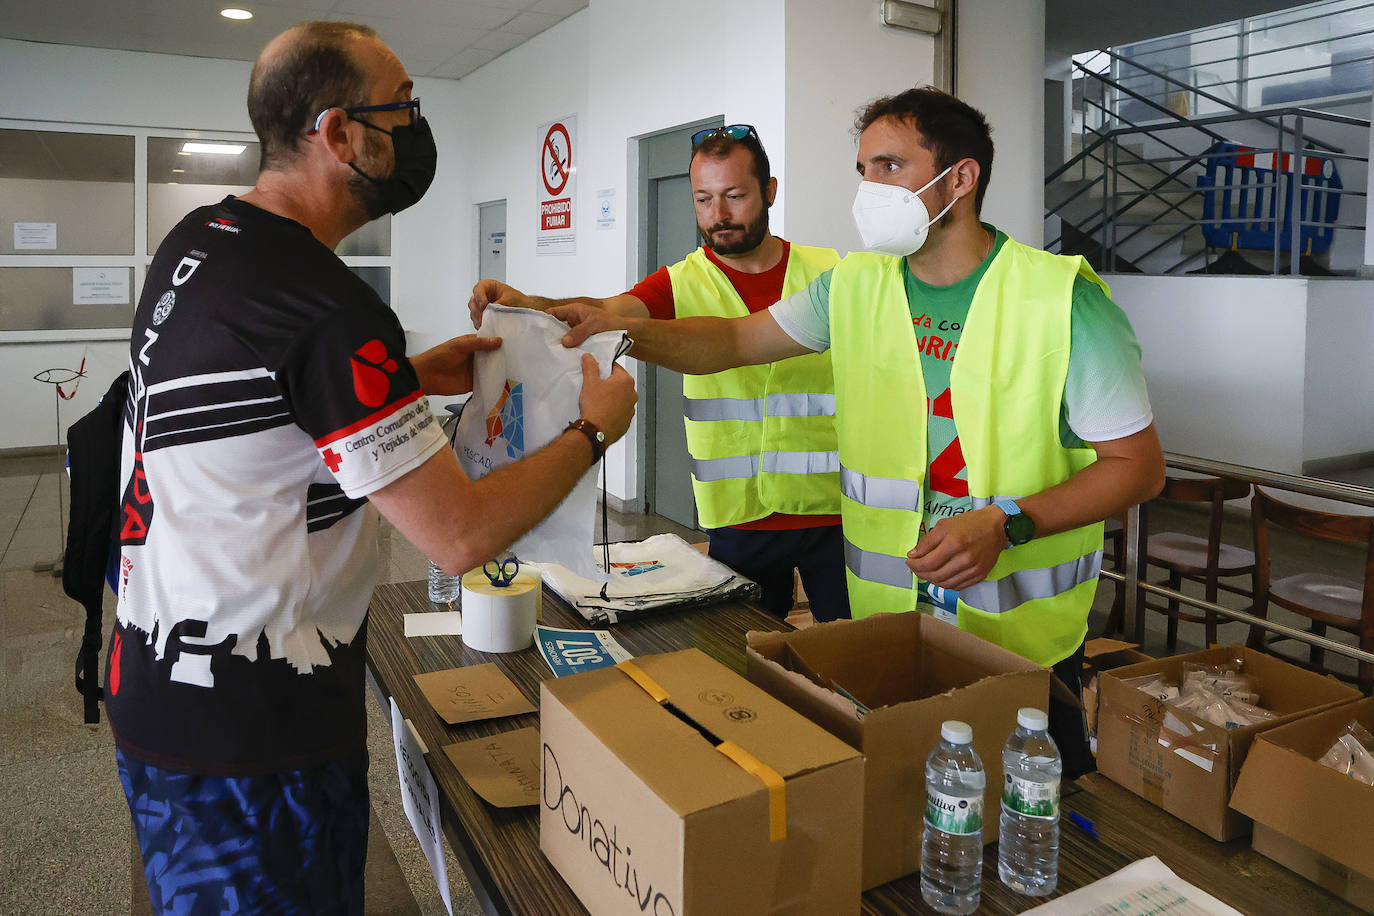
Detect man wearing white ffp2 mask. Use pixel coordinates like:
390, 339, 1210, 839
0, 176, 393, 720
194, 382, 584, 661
851, 166, 955, 257
549, 87, 1164, 779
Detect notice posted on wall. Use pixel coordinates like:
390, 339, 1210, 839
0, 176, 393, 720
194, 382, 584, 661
595, 187, 615, 231
72, 268, 129, 305
536, 115, 576, 256
14, 222, 57, 250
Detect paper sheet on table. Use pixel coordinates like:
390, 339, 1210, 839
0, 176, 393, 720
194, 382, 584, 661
456, 304, 628, 581
536, 625, 633, 677
443, 726, 542, 808
1020, 856, 1243, 915
404, 611, 463, 637
413, 663, 536, 725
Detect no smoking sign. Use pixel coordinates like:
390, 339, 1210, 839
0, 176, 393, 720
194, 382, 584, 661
541, 122, 571, 196
536, 115, 577, 255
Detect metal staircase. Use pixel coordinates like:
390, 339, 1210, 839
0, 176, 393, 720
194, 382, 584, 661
1046, 48, 1361, 276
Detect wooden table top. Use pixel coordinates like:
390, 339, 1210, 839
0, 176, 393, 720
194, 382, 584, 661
365, 580, 1359, 916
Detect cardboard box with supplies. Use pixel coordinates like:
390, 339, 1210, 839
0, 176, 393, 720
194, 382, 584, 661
1096, 645, 1360, 841
1231, 696, 1374, 911
745, 611, 1055, 890
539, 648, 864, 916
1081, 638, 1153, 753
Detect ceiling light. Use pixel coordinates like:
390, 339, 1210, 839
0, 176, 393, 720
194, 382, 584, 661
220, 8, 253, 20
172, 168, 185, 173
182, 142, 246, 155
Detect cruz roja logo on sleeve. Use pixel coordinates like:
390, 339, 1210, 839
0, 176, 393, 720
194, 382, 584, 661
350, 340, 399, 408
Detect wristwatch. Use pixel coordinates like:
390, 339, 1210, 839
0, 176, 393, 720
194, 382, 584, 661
565, 418, 606, 463
993, 499, 1035, 547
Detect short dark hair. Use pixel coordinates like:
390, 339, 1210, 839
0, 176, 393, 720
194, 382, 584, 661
855, 87, 994, 214
247, 21, 379, 172
689, 130, 772, 195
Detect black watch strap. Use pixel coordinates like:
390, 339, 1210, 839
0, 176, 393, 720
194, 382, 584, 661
565, 418, 606, 463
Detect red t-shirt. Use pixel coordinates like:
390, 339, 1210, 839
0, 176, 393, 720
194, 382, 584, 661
626, 240, 841, 532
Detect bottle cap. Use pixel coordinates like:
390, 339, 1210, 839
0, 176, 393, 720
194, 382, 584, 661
1017, 707, 1049, 731
941, 720, 973, 745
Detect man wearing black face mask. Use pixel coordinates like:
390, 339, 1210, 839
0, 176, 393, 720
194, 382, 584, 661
108, 22, 636, 915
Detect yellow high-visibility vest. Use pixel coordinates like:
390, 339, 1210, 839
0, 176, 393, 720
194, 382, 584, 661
828, 238, 1107, 666
667, 244, 841, 528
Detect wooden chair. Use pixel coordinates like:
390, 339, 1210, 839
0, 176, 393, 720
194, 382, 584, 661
1143, 474, 1255, 648
1248, 487, 1374, 691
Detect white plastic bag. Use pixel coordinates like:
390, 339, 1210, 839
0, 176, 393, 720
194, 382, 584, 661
455, 304, 627, 580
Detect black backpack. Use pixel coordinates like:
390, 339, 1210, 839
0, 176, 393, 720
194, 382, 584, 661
63, 371, 129, 724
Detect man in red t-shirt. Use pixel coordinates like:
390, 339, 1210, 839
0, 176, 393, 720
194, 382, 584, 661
469, 127, 848, 621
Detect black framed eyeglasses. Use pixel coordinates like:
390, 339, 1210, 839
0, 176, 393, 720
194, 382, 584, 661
308, 98, 421, 135
691, 123, 758, 147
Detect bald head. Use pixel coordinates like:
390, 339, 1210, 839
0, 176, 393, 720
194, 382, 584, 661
247, 21, 380, 172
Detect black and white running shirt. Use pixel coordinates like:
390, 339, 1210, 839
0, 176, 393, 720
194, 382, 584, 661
106, 197, 446, 775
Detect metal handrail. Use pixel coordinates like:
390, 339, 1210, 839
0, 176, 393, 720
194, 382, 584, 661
1112, 452, 1374, 670
1050, 96, 1368, 273
1095, 47, 1285, 139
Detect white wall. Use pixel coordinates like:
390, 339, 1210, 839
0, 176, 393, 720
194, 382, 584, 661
782, 0, 938, 254
958, 0, 1046, 245
1303, 279, 1374, 466
1110, 274, 1310, 473
0, 38, 460, 449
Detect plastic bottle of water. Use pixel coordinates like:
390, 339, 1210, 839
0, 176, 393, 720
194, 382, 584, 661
427, 561, 461, 606
998, 707, 1061, 896
921, 720, 985, 915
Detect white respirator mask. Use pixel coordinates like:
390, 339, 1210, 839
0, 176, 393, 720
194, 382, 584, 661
851, 166, 957, 257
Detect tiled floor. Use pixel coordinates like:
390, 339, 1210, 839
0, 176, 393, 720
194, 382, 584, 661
0, 451, 1369, 913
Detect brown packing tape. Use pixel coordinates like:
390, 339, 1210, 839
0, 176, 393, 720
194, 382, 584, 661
715, 740, 788, 843
614, 660, 788, 842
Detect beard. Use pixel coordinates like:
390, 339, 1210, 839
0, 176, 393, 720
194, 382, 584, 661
700, 207, 769, 256
346, 129, 392, 221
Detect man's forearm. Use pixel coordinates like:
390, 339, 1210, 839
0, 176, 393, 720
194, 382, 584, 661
622, 315, 749, 374
371, 430, 599, 576
1017, 454, 1164, 539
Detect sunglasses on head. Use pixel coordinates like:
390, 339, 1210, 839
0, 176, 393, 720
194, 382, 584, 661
308, 98, 421, 135
691, 124, 759, 147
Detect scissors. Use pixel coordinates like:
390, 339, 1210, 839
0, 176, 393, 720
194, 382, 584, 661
483, 556, 520, 588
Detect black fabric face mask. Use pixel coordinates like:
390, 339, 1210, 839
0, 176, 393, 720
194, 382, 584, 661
349, 116, 437, 217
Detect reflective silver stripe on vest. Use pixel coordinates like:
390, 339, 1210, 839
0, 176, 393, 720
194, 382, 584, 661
960, 550, 1104, 615
762, 450, 840, 475
841, 467, 922, 512
683, 396, 763, 422
766, 392, 836, 418
690, 454, 760, 482
844, 537, 914, 590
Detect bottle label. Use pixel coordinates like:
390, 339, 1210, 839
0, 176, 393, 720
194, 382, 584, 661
925, 788, 983, 836
1002, 773, 1060, 819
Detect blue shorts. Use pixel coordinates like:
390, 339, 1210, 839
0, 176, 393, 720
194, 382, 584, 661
118, 748, 370, 916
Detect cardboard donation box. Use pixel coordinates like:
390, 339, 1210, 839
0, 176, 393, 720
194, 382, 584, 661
1096, 645, 1360, 842
745, 612, 1050, 890
1231, 696, 1374, 911
1081, 638, 1152, 752
540, 648, 864, 916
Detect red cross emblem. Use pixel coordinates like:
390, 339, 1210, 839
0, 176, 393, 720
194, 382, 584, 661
322, 448, 343, 472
